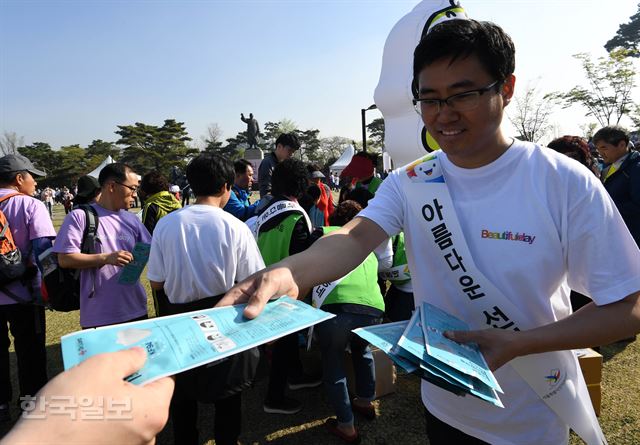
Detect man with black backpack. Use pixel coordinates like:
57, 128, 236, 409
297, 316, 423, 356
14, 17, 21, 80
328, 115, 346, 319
54, 163, 151, 329
0, 154, 56, 422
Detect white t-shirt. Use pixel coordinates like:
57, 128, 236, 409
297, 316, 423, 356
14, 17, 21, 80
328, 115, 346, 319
147, 205, 265, 303
360, 140, 640, 445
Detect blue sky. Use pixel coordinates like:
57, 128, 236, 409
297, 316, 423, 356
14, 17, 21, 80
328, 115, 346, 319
1, 0, 638, 149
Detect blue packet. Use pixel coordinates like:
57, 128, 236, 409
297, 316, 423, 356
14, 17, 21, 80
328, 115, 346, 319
61, 297, 334, 385
118, 242, 151, 285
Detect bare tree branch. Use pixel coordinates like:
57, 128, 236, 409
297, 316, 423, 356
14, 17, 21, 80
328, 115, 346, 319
508, 83, 554, 143
0, 131, 24, 156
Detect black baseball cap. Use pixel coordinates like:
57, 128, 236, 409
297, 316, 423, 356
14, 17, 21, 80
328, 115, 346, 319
0, 154, 46, 177
75, 175, 101, 198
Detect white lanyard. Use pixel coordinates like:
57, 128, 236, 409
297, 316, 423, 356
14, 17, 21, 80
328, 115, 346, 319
306, 271, 354, 351
252, 200, 312, 238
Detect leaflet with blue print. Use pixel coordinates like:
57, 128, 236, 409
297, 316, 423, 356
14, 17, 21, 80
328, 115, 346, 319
402, 308, 503, 406
352, 320, 419, 373
61, 297, 334, 385
355, 305, 503, 407
421, 303, 502, 393
353, 319, 467, 396
118, 242, 151, 285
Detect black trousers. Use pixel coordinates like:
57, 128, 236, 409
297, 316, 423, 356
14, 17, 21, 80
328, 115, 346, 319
0, 304, 47, 403
155, 289, 242, 445
170, 391, 241, 445
265, 332, 304, 403
425, 408, 489, 445
384, 284, 415, 322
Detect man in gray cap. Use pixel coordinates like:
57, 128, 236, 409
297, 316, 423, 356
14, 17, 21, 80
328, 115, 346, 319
0, 154, 56, 422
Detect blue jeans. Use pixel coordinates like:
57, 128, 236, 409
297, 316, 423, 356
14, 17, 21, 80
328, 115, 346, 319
316, 311, 382, 426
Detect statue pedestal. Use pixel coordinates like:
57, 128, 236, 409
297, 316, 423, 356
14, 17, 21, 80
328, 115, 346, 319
245, 148, 264, 192
244, 147, 264, 161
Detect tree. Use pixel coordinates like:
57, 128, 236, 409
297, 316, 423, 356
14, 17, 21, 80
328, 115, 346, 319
320, 136, 351, 159
0, 131, 24, 156
156, 119, 196, 168
508, 84, 553, 143
86, 139, 120, 160
605, 3, 640, 57
548, 49, 638, 127
261, 119, 298, 149
18, 142, 55, 176
579, 122, 599, 140
203, 123, 245, 159
51, 145, 90, 186
116, 119, 197, 175
295, 128, 321, 163
366, 118, 385, 149
221, 132, 248, 160
201, 123, 224, 152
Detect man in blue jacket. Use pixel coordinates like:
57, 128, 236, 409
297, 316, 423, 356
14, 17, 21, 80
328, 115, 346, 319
223, 159, 260, 221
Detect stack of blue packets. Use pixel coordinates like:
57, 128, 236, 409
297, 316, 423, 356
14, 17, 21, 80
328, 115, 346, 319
353, 303, 504, 407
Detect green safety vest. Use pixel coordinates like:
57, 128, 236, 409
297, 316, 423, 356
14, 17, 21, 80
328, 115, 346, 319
356, 176, 383, 195
390, 233, 411, 285
319, 227, 384, 312
257, 212, 304, 266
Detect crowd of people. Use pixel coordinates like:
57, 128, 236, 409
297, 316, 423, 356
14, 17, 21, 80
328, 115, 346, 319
0, 17, 639, 445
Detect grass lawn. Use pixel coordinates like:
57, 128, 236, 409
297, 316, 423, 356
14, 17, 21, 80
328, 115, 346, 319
1, 203, 638, 444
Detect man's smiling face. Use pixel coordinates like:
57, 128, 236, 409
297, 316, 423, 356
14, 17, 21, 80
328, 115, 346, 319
416, 54, 515, 168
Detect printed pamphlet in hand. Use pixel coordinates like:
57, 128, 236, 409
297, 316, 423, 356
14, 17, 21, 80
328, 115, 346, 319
118, 242, 151, 285
353, 303, 503, 407
61, 297, 334, 385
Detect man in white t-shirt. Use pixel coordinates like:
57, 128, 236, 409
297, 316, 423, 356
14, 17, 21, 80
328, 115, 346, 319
220, 20, 640, 445
147, 153, 265, 445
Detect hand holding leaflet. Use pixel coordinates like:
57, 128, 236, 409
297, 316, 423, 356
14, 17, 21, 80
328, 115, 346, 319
118, 242, 151, 285
353, 304, 503, 407
61, 297, 334, 385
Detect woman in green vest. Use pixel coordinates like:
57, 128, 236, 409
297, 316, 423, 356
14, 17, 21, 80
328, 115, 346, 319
314, 200, 385, 444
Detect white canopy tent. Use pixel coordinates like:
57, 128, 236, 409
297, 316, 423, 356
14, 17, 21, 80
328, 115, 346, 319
329, 145, 355, 175
87, 155, 114, 179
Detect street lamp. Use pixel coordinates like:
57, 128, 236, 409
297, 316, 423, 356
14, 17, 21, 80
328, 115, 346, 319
361, 104, 377, 152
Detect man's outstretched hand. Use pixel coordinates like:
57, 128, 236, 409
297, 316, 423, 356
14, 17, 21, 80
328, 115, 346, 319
217, 265, 300, 319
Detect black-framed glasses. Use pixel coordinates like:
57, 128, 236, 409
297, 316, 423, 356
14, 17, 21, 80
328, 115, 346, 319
113, 181, 138, 193
413, 80, 502, 116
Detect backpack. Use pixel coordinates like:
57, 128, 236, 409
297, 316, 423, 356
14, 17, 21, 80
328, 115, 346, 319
0, 193, 33, 300
0, 193, 27, 285
40, 205, 99, 312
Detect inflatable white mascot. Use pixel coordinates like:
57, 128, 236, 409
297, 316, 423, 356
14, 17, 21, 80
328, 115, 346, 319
373, 0, 468, 167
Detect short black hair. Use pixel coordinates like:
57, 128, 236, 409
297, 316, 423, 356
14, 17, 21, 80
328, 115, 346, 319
234, 159, 252, 175
0, 171, 25, 186
275, 133, 300, 151
592, 126, 630, 147
412, 19, 515, 98
98, 163, 133, 187
271, 158, 308, 198
186, 153, 234, 197
140, 170, 169, 196
346, 187, 374, 209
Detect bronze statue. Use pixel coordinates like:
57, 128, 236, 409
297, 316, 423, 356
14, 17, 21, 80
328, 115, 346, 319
240, 113, 260, 149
